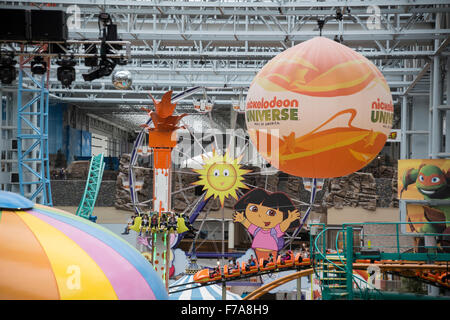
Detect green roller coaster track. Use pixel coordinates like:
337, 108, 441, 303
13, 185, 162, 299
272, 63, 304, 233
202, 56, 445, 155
310, 221, 450, 300
75, 154, 105, 223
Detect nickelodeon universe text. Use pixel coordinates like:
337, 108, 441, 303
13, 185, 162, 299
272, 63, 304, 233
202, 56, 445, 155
246, 96, 299, 122
370, 98, 394, 125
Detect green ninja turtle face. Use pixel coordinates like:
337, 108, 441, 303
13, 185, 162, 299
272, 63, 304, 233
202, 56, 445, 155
416, 165, 448, 198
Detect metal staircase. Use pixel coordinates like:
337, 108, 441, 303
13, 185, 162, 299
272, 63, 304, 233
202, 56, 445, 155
315, 259, 349, 300
312, 225, 353, 300
75, 153, 105, 222
311, 222, 450, 300
311, 225, 382, 300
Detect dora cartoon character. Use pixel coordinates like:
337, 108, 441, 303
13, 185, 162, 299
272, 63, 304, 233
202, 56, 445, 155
233, 188, 300, 262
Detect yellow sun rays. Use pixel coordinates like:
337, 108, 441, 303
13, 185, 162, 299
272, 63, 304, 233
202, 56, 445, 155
192, 150, 251, 207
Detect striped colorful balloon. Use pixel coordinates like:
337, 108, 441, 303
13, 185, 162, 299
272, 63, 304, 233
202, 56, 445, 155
0, 191, 168, 300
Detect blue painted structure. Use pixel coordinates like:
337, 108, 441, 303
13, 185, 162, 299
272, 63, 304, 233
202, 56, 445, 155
17, 64, 52, 205
48, 103, 66, 155
63, 125, 92, 164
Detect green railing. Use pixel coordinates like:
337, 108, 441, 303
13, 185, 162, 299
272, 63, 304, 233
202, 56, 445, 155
310, 221, 450, 300
311, 224, 356, 300
342, 221, 450, 262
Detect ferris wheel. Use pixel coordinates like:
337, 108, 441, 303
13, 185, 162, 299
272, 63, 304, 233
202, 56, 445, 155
125, 86, 323, 256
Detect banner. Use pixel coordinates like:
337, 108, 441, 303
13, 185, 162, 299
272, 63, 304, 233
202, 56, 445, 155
398, 159, 450, 238
398, 159, 450, 200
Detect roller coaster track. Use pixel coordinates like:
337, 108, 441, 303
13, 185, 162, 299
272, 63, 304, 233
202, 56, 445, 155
168, 264, 312, 294
241, 261, 450, 300
243, 268, 314, 300
75, 153, 105, 222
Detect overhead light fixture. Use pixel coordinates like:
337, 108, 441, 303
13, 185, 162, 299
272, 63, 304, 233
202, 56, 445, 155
317, 19, 325, 36
98, 11, 112, 25
56, 58, 76, 87
0, 54, 17, 85
82, 58, 115, 82
102, 14, 127, 66
335, 8, 343, 21
30, 56, 47, 75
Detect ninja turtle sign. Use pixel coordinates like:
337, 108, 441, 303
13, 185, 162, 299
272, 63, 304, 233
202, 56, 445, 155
398, 159, 450, 240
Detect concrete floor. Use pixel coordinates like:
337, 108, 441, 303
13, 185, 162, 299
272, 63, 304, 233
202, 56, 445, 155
55, 206, 138, 247
55, 206, 133, 224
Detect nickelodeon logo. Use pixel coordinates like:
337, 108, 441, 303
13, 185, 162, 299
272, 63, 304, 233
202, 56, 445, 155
371, 98, 394, 125
371, 98, 394, 112
246, 96, 299, 110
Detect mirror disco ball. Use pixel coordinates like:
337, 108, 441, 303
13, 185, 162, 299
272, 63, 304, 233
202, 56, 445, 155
112, 69, 133, 89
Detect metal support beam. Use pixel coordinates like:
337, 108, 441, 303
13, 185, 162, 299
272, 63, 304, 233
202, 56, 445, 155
17, 64, 52, 205
400, 95, 408, 159
346, 226, 354, 300
431, 14, 443, 158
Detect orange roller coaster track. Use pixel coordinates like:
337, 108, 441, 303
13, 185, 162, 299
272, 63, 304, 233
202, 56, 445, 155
243, 261, 449, 300
243, 268, 314, 301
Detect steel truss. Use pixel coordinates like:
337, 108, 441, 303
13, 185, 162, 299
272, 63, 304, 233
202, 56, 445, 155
16, 57, 52, 205
0, 0, 449, 130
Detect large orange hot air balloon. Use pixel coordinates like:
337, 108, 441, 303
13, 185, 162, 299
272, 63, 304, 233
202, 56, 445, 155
245, 37, 393, 178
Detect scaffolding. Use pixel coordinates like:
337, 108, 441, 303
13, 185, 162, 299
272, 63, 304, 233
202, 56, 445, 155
16, 57, 52, 205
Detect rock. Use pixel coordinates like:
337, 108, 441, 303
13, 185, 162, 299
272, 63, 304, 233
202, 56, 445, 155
66, 160, 90, 179
114, 153, 152, 212
324, 172, 380, 211
391, 167, 399, 208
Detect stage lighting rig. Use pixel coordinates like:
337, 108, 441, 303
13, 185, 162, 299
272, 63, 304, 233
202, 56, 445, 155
335, 8, 343, 21
30, 56, 47, 75
82, 58, 115, 82
56, 58, 76, 87
0, 53, 17, 85
82, 11, 124, 82
99, 11, 126, 66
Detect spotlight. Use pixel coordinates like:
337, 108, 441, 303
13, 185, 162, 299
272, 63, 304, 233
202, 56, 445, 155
30, 56, 47, 75
317, 19, 325, 30
98, 11, 112, 25
317, 19, 325, 36
82, 58, 115, 82
335, 8, 343, 21
81, 10, 121, 82
0, 54, 17, 85
56, 58, 76, 87
82, 65, 102, 81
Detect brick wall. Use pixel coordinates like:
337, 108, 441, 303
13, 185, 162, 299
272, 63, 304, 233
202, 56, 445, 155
362, 223, 415, 254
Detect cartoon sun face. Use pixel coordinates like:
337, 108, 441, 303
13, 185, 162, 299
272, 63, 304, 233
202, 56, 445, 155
245, 204, 284, 230
193, 150, 251, 206
206, 163, 237, 191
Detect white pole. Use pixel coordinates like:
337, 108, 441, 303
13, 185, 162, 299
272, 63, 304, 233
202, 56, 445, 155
228, 220, 235, 250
